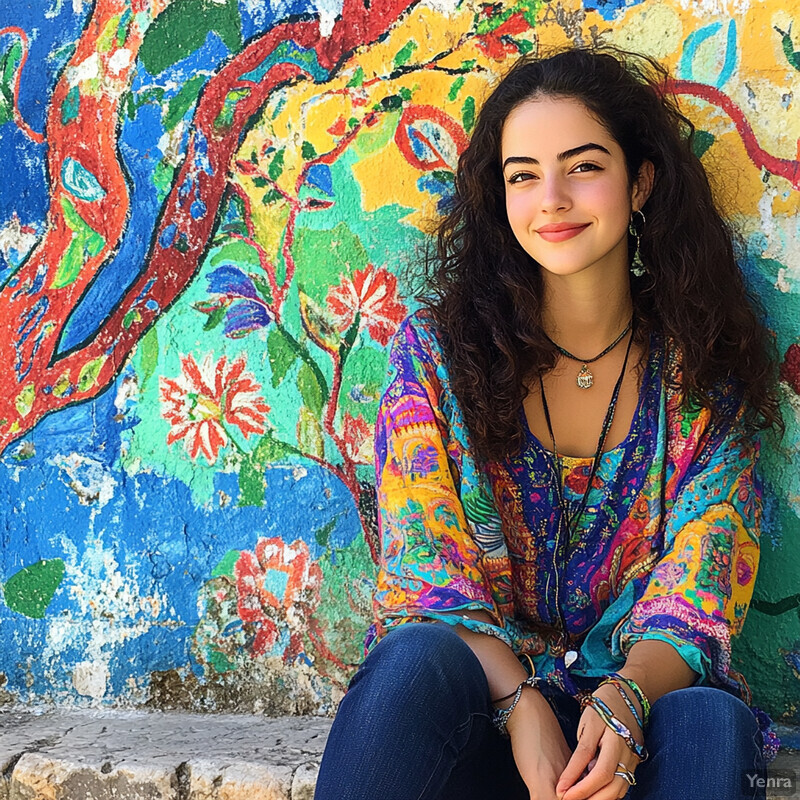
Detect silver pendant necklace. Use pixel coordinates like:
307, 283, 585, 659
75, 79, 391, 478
543, 318, 633, 389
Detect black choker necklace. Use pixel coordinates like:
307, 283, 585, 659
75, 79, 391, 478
543, 318, 633, 389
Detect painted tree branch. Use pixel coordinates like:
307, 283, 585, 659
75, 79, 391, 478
0, 0, 418, 453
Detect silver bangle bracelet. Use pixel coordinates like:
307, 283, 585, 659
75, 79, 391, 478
491, 675, 545, 737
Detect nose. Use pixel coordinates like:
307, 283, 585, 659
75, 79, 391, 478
540, 174, 572, 214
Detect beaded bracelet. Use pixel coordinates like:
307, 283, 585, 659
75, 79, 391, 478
581, 694, 649, 762
605, 672, 651, 727
491, 675, 546, 737
598, 677, 645, 731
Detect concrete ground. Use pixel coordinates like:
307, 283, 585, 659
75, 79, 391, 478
0, 709, 798, 799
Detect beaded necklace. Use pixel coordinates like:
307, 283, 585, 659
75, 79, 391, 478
537, 319, 636, 653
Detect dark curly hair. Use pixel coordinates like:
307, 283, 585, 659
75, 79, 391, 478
415, 45, 783, 462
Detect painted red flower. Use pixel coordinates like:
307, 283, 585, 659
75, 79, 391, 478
234, 537, 323, 657
342, 412, 373, 464
325, 265, 407, 346
159, 352, 270, 465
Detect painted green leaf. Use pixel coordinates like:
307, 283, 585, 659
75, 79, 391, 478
267, 327, 299, 388
251, 274, 273, 304
97, 12, 124, 52
393, 40, 417, 68
211, 549, 240, 578
462, 95, 476, 134
3, 559, 65, 619
139, 0, 242, 76
86, 232, 105, 256
691, 130, 715, 159
77, 355, 106, 393
298, 288, 340, 351
139, 326, 159, 392
0, 40, 22, 127
448, 76, 465, 101
53, 238, 86, 289
293, 222, 370, 290
52, 197, 106, 288
297, 362, 324, 417
60, 195, 85, 231
202, 305, 227, 331
262, 188, 282, 205
238, 432, 301, 506
207, 647, 236, 673
297, 405, 325, 459
163, 73, 206, 130
376, 95, 402, 112
267, 148, 285, 182
209, 239, 261, 268
513, 37, 534, 54
238, 454, 266, 507
122, 309, 142, 329
314, 518, 337, 548
346, 66, 364, 88
216, 86, 250, 130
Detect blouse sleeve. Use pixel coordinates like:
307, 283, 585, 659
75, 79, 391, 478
367, 313, 513, 651
612, 396, 761, 691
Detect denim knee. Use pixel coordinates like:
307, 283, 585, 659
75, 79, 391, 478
643, 686, 764, 797
649, 686, 760, 748
347, 621, 491, 715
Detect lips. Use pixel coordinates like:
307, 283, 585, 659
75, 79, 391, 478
535, 222, 591, 242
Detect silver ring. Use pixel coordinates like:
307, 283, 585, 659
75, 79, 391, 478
614, 763, 637, 786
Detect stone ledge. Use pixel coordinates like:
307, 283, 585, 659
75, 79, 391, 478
0, 709, 797, 799
0, 709, 331, 800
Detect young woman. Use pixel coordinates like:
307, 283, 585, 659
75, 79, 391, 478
314, 46, 782, 800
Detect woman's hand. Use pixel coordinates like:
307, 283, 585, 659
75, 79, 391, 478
554, 684, 644, 800
505, 687, 574, 800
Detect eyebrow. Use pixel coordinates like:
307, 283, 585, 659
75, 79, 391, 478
501, 142, 611, 171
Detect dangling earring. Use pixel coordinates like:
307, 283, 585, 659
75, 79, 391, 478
629, 209, 647, 277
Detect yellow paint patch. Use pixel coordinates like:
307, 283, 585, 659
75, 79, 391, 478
607, 3, 684, 58
15, 385, 35, 418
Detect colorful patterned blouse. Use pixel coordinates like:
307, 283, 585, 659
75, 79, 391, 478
363, 308, 779, 759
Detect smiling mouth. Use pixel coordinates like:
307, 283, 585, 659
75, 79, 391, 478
536, 223, 591, 242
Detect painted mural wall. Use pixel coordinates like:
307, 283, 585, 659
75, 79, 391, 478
1, 0, 798, 726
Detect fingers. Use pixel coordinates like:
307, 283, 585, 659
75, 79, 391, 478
558, 726, 638, 800
555, 709, 603, 799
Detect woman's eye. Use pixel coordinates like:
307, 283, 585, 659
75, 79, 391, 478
507, 172, 534, 184
573, 162, 601, 173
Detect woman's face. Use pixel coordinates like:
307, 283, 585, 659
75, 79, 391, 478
500, 95, 650, 280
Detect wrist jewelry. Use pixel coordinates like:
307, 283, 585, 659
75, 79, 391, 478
598, 677, 645, 731
605, 672, 651, 726
491, 675, 545, 737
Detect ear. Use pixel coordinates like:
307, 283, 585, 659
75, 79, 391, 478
631, 159, 655, 212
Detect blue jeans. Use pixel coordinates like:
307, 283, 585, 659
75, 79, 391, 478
315, 622, 766, 800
